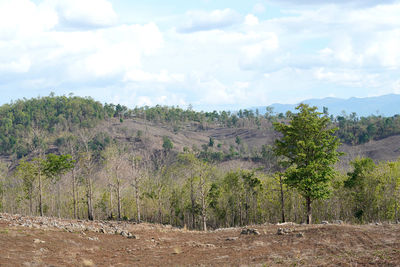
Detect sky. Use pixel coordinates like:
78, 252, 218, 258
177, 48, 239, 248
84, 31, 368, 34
1, 0, 400, 111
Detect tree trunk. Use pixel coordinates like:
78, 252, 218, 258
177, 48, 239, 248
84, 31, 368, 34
280, 175, 285, 223
57, 182, 61, 218
134, 176, 141, 223
38, 171, 43, 216
29, 190, 33, 215
109, 184, 113, 219
306, 196, 312, 224
190, 179, 196, 229
202, 196, 207, 231
72, 169, 77, 219
76, 184, 80, 219
87, 177, 94, 221
117, 180, 121, 220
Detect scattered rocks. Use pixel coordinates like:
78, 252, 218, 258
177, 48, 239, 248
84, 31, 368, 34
276, 222, 297, 226
225, 237, 238, 241
0, 213, 136, 239
33, 238, 45, 244
87, 237, 99, 241
321, 221, 329, 225
277, 228, 294, 235
240, 228, 260, 235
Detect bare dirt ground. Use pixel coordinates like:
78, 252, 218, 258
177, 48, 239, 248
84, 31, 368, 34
1, 213, 400, 266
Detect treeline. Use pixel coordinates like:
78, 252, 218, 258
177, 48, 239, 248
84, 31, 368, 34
334, 112, 400, 145
1, 145, 400, 228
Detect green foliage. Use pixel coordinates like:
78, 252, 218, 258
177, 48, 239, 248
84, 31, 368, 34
335, 113, 400, 145
345, 157, 375, 189
235, 136, 241, 145
162, 136, 173, 151
208, 137, 214, 147
274, 104, 342, 201
43, 154, 75, 183
0, 94, 112, 155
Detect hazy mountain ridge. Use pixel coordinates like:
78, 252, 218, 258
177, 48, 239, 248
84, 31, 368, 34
257, 94, 400, 117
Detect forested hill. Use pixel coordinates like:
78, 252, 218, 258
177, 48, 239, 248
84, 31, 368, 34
0, 95, 109, 157
2, 94, 400, 162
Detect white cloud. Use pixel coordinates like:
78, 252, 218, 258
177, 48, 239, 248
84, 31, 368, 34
124, 69, 184, 83
0, 0, 58, 40
253, 3, 266, 14
178, 8, 242, 33
241, 33, 279, 61
244, 14, 259, 26
272, 0, 397, 8
48, 0, 117, 28
0, 56, 31, 73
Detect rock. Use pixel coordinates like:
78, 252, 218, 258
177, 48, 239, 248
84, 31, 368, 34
225, 237, 238, 241
33, 239, 45, 244
333, 220, 343, 224
321, 221, 329, 225
127, 234, 137, 239
276, 222, 297, 226
87, 236, 99, 241
277, 228, 293, 235
296, 232, 304, 238
240, 228, 260, 235
121, 231, 129, 237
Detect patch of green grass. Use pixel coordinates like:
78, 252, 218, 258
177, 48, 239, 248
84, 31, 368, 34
0, 228, 9, 234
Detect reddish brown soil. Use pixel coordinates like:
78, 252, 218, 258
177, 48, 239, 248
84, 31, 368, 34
1, 217, 400, 266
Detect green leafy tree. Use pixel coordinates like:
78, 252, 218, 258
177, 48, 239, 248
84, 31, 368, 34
344, 157, 376, 222
273, 104, 342, 224
162, 136, 173, 151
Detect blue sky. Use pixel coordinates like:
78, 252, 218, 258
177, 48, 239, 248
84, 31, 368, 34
1, 0, 400, 110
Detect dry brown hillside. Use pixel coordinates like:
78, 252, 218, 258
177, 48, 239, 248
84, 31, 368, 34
94, 117, 400, 168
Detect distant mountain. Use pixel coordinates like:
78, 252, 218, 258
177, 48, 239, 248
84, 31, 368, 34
257, 94, 400, 117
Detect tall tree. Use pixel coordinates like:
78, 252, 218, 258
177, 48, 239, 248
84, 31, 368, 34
273, 104, 342, 224
43, 153, 75, 217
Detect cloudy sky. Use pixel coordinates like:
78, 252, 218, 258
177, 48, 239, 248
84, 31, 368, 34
1, 0, 400, 110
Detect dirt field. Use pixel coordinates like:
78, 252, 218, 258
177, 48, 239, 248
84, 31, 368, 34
1, 214, 400, 266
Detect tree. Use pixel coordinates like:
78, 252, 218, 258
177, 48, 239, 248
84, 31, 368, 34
43, 153, 75, 217
273, 104, 342, 224
102, 144, 127, 220
162, 136, 173, 151
344, 157, 376, 222
128, 155, 145, 223
16, 157, 46, 216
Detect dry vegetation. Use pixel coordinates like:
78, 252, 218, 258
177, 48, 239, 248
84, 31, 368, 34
1, 213, 400, 266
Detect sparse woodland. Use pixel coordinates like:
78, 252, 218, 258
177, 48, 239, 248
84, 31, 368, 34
1, 95, 400, 230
